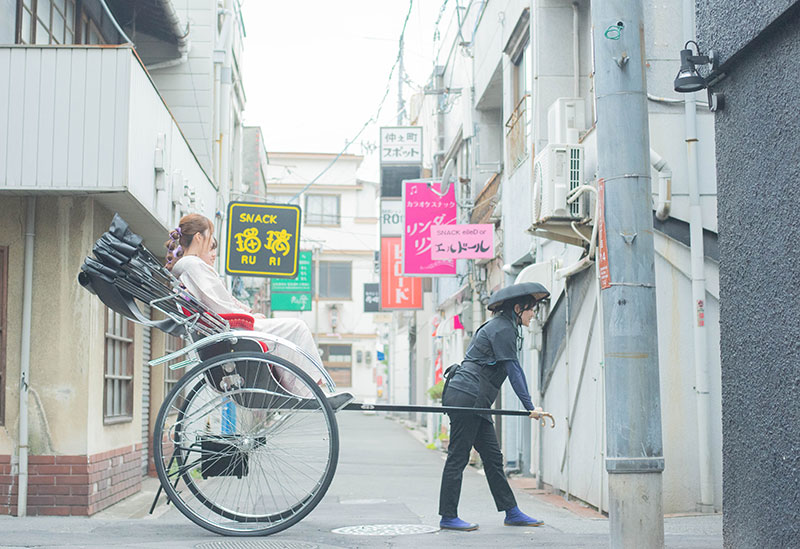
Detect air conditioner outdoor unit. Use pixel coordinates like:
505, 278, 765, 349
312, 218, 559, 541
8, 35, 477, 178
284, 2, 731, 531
532, 144, 586, 224
547, 97, 585, 145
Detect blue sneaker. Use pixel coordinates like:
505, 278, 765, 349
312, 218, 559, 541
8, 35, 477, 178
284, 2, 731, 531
504, 506, 544, 527
439, 516, 479, 531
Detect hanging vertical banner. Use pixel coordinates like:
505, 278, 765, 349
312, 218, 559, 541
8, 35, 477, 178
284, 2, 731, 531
380, 237, 422, 309
597, 178, 611, 289
270, 250, 312, 311
402, 180, 457, 276
364, 283, 381, 312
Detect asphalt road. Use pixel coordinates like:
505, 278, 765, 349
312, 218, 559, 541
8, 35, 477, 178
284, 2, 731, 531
0, 412, 722, 548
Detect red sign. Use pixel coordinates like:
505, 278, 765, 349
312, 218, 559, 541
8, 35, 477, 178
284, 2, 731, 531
597, 178, 611, 290
381, 237, 423, 309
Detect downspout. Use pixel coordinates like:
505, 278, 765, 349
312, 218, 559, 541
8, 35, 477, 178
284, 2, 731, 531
650, 148, 672, 220
16, 197, 35, 517
213, 9, 234, 188
683, 0, 713, 513
97, 0, 133, 44
218, 9, 234, 196
572, 2, 580, 98
145, 23, 191, 71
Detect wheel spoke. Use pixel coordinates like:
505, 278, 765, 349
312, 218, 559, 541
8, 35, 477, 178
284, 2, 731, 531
152, 353, 338, 536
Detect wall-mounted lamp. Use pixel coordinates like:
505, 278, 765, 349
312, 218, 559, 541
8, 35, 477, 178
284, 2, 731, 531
356, 350, 363, 364
674, 40, 724, 111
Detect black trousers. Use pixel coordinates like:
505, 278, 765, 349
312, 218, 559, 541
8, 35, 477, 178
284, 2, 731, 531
438, 389, 517, 517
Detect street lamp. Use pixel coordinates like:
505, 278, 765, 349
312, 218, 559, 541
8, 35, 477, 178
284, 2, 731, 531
673, 40, 724, 110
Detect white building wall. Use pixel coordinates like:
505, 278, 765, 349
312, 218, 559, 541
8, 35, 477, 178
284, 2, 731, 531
266, 153, 380, 401
523, 0, 722, 515
0, 45, 216, 247
413, 0, 722, 516
147, 2, 216, 175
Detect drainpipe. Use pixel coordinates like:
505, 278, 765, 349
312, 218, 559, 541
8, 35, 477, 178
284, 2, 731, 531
650, 148, 672, 220
572, 2, 580, 98
214, 8, 234, 188
145, 24, 191, 71
683, 0, 713, 513
17, 197, 35, 517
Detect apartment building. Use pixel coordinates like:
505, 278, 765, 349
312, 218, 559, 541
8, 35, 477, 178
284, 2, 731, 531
265, 152, 381, 402
0, 0, 246, 515
400, 0, 721, 515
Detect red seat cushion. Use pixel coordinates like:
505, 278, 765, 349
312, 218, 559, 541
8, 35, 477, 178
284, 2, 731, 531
219, 313, 255, 330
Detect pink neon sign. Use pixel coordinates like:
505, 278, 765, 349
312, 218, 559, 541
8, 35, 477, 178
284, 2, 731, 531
402, 180, 457, 276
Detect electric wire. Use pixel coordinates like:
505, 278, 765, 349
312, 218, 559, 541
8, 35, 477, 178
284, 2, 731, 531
286, 0, 416, 205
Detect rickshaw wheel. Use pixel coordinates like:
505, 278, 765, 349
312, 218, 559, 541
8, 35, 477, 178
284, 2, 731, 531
153, 352, 339, 536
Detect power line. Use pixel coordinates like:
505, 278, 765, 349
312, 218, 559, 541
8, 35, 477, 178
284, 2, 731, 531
287, 0, 416, 204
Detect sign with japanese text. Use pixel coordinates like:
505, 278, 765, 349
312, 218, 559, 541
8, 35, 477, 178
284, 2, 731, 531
270, 251, 312, 292
271, 292, 312, 311
364, 283, 380, 312
380, 237, 422, 310
380, 126, 423, 165
402, 180, 457, 276
380, 199, 403, 237
430, 224, 494, 259
226, 202, 301, 277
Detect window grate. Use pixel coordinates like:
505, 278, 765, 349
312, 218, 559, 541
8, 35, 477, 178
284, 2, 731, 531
569, 148, 582, 217
104, 308, 134, 423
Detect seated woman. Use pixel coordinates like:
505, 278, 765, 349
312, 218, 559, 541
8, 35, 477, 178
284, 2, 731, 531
164, 213, 326, 392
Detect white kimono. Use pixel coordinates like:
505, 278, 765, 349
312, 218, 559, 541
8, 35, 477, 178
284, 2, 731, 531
171, 255, 324, 390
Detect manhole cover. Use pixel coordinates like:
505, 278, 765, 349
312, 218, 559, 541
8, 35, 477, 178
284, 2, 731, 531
195, 542, 317, 549
332, 524, 439, 536
339, 498, 387, 505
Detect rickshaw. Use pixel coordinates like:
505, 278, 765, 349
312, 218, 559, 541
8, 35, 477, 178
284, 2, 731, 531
78, 215, 553, 537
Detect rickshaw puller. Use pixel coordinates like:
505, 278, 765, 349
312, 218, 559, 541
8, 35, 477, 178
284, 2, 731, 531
438, 282, 550, 532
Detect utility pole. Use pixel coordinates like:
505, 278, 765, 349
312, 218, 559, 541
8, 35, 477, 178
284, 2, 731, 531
397, 36, 405, 125
592, 2, 665, 548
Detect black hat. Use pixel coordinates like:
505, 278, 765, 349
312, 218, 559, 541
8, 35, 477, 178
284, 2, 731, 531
487, 282, 550, 311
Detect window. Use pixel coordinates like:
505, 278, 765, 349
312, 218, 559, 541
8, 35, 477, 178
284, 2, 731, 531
506, 36, 531, 170
266, 194, 296, 205
305, 194, 340, 226
163, 333, 185, 410
0, 246, 7, 425
104, 308, 134, 423
318, 261, 351, 299
17, 0, 78, 45
319, 344, 351, 387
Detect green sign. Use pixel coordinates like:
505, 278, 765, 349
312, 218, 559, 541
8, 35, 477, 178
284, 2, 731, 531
226, 202, 301, 278
271, 292, 312, 311
271, 251, 312, 292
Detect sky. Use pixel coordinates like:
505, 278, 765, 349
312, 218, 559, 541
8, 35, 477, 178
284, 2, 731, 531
240, 0, 450, 182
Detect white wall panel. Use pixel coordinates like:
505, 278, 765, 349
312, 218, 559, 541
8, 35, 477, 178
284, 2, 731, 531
0, 45, 215, 235
36, 49, 57, 187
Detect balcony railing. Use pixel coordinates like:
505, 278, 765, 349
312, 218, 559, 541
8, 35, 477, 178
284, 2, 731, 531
0, 45, 215, 242
505, 94, 531, 171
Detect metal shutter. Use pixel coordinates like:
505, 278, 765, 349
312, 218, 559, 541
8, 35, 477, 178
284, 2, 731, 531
141, 305, 151, 476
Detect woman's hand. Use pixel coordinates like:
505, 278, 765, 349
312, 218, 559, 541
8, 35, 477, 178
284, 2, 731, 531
529, 406, 544, 420
253, 313, 266, 319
